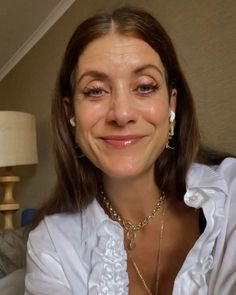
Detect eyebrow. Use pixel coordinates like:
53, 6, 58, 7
77, 64, 164, 84
77, 71, 109, 84
133, 64, 163, 77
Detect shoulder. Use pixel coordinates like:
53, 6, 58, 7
212, 157, 236, 188
26, 214, 84, 294
207, 158, 236, 292
185, 158, 236, 211
214, 158, 236, 221
28, 197, 108, 250
188, 157, 236, 190
28, 212, 83, 251
211, 158, 236, 225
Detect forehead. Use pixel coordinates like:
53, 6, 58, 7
77, 33, 165, 75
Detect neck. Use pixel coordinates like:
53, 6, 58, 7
102, 173, 161, 223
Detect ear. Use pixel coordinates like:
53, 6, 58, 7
63, 97, 74, 120
63, 97, 76, 133
169, 88, 177, 114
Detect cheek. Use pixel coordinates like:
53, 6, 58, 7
142, 100, 169, 125
74, 102, 104, 141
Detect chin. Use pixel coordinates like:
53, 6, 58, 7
105, 170, 139, 179
101, 162, 150, 180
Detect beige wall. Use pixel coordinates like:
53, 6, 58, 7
0, 0, 235, 227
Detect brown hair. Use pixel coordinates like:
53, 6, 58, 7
33, 6, 211, 225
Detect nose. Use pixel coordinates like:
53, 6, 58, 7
106, 88, 138, 127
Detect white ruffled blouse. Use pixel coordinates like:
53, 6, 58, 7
25, 158, 236, 295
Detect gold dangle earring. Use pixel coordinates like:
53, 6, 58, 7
69, 117, 85, 159
166, 111, 175, 150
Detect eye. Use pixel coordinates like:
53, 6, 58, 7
136, 83, 159, 95
83, 86, 109, 98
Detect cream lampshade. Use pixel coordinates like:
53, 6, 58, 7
0, 111, 38, 229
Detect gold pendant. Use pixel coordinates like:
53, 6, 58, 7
126, 230, 136, 250
128, 240, 136, 250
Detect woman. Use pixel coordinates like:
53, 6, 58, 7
25, 6, 236, 295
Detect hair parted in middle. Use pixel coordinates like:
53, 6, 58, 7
39, 5, 201, 220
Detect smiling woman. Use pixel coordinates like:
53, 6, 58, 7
25, 5, 236, 295
71, 34, 176, 179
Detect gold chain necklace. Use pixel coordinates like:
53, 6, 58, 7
100, 186, 166, 295
100, 188, 165, 250
129, 199, 166, 295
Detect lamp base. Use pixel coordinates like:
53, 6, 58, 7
0, 172, 20, 230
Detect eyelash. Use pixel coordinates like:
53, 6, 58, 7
82, 86, 108, 97
82, 83, 159, 98
135, 83, 159, 95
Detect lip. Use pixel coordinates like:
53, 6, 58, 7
101, 135, 145, 149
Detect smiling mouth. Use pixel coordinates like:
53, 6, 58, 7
101, 135, 144, 149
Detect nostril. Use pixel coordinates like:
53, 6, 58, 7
108, 110, 137, 127
106, 99, 138, 126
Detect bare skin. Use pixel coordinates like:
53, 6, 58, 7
102, 176, 200, 295
127, 199, 200, 295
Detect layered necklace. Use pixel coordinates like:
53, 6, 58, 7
100, 187, 166, 295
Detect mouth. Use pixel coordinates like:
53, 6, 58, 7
101, 135, 145, 149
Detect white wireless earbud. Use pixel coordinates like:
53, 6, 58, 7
69, 117, 75, 127
170, 111, 175, 123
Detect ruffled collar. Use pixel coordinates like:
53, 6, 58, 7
184, 163, 228, 210
186, 163, 228, 196
82, 199, 129, 294
174, 163, 228, 294
81, 163, 228, 294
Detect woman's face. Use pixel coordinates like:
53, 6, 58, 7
70, 33, 176, 180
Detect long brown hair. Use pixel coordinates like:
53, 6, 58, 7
33, 6, 215, 225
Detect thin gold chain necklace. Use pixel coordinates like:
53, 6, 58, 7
100, 187, 165, 250
100, 187, 166, 294
129, 199, 166, 295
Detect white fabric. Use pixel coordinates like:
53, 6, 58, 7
25, 158, 236, 295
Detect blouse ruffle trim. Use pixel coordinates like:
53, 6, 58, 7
173, 164, 228, 294
88, 221, 129, 295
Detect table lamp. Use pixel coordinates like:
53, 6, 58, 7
0, 111, 38, 229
